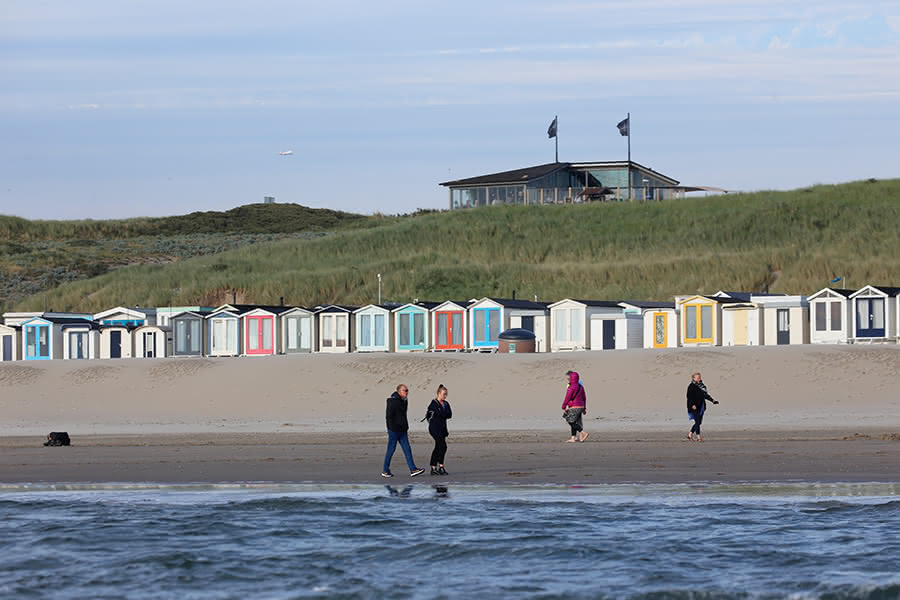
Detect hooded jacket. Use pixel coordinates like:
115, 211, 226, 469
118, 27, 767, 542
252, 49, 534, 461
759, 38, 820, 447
561, 371, 587, 411
385, 391, 409, 433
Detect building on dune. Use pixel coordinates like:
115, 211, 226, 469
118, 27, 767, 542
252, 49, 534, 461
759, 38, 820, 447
440, 161, 723, 208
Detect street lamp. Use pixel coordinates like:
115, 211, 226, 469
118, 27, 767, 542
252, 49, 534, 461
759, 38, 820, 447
377, 273, 382, 305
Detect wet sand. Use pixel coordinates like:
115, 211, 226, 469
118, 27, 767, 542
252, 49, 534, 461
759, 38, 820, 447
2, 429, 898, 485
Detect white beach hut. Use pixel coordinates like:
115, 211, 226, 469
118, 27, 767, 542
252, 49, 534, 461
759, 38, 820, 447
314, 305, 357, 353
548, 299, 622, 352
99, 325, 134, 359
721, 303, 763, 346
206, 308, 242, 357
808, 288, 854, 344
632, 303, 679, 349
354, 304, 393, 353
281, 307, 316, 354
133, 324, 171, 358
61, 321, 99, 359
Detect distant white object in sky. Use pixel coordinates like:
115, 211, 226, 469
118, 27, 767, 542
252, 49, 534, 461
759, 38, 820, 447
279, 150, 293, 156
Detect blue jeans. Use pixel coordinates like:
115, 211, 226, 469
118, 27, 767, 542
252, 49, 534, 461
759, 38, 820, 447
383, 430, 417, 473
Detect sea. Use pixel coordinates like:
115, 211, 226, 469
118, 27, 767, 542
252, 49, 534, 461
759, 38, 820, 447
1, 482, 899, 599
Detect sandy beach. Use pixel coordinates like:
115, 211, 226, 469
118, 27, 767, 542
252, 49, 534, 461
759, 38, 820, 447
2, 345, 898, 484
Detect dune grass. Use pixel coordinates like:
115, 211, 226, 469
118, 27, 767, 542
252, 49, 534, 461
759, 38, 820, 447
10, 178, 900, 311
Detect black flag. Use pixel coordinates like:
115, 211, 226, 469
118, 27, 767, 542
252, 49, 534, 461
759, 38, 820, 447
547, 116, 558, 138
616, 117, 629, 136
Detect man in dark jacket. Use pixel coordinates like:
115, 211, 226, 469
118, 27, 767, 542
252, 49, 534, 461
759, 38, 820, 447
382, 384, 425, 478
686, 372, 719, 442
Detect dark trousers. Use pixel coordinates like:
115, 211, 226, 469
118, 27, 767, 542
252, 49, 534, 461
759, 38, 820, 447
430, 435, 447, 466
690, 413, 704, 435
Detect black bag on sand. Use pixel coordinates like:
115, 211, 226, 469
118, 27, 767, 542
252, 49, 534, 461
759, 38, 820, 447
44, 432, 71, 447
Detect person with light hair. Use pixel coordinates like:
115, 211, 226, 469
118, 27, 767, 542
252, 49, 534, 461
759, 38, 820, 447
686, 372, 719, 442
424, 384, 453, 475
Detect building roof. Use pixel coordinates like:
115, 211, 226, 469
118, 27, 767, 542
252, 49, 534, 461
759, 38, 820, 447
480, 297, 549, 310
620, 300, 677, 309
441, 160, 681, 187
872, 285, 900, 296
313, 304, 359, 314
440, 162, 569, 187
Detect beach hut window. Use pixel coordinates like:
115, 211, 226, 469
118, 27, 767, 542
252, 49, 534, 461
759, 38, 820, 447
399, 314, 410, 343
288, 318, 298, 349
190, 320, 200, 352
322, 315, 333, 347
815, 304, 826, 331
554, 310, 567, 341
685, 306, 697, 340
437, 314, 449, 346
830, 302, 842, 331
226, 320, 236, 353
413, 313, 425, 346
360, 314, 372, 347
248, 319, 259, 351
336, 316, 347, 347
262, 318, 273, 351
374, 314, 385, 346
700, 306, 713, 339
474, 311, 486, 342
300, 318, 311, 349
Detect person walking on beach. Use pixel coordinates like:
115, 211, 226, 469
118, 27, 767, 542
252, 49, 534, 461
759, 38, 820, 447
686, 372, 719, 442
383, 384, 426, 478
425, 384, 452, 476
561, 370, 588, 443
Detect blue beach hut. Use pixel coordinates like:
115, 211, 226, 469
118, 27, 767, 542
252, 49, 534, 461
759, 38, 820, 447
393, 302, 438, 352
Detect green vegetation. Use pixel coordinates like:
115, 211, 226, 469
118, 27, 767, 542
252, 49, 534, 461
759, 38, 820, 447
8, 179, 900, 312
0, 203, 370, 240
0, 203, 377, 310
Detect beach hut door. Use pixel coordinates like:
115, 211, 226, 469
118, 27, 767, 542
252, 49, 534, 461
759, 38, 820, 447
69, 332, 86, 359
110, 330, 122, 358
602, 320, 615, 349
776, 309, 790, 345
25, 324, 50, 359
2, 335, 11, 361
144, 331, 156, 358
856, 298, 885, 337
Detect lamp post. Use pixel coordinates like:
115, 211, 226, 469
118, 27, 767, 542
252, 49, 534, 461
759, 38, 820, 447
377, 273, 382, 305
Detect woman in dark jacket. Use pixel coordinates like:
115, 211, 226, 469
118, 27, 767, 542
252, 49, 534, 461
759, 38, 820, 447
426, 384, 452, 475
686, 371, 719, 442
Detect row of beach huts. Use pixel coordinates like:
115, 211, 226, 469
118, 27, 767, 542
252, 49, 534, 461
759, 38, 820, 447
1, 285, 898, 362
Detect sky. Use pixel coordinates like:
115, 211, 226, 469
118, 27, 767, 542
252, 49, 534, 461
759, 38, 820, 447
1, 0, 898, 219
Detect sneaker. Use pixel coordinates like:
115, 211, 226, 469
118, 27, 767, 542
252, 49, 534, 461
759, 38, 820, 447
381, 471, 394, 478
410, 468, 425, 477
430, 467, 439, 476
438, 467, 448, 476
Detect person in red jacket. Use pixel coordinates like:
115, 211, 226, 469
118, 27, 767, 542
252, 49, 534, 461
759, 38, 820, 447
561, 370, 588, 443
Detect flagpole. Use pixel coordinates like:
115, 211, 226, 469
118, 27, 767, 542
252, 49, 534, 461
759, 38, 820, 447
627, 112, 631, 202
555, 115, 559, 163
